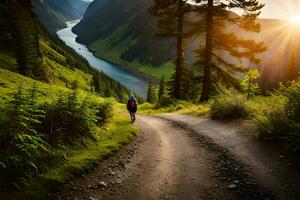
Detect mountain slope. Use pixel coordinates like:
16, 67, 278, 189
73, 0, 176, 78
32, 0, 90, 34
0, 17, 136, 199
0, 22, 133, 103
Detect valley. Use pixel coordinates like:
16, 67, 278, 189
57, 20, 149, 98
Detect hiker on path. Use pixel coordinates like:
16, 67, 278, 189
127, 95, 138, 123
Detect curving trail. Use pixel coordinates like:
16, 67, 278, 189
54, 114, 300, 200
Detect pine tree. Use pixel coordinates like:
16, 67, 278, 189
181, 69, 200, 101
147, 79, 155, 103
191, 0, 266, 101
1, 0, 48, 81
158, 75, 165, 99
92, 73, 99, 93
149, 0, 190, 99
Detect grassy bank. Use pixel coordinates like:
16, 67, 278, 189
1, 114, 137, 200
0, 39, 139, 199
0, 68, 90, 104
138, 101, 210, 117
0, 67, 138, 199
138, 95, 281, 120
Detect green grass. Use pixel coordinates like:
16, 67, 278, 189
245, 95, 285, 118
90, 40, 175, 80
138, 94, 284, 119
0, 44, 94, 104
0, 39, 94, 104
1, 114, 137, 200
40, 40, 66, 63
139, 101, 210, 117
0, 42, 138, 200
0, 33, 139, 199
45, 57, 92, 90
210, 95, 249, 120
134, 61, 174, 80
0, 68, 95, 105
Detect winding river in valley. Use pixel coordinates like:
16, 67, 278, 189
57, 20, 148, 98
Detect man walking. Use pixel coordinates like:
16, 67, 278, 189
127, 95, 138, 123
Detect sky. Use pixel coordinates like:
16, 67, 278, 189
85, 0, 300, 20
260, 0, 300, 20
186, 0, 300, 20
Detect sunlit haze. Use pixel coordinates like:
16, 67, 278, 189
187, 0, 300, 20
290, 15, 300, 26
260, 0, 300, 20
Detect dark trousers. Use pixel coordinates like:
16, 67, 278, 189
129, 111, 136, 122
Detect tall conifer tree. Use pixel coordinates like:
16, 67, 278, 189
191, 0, 266, 101
0, 0, 47, 80
158, 75, 165, 99
149, 0, 189, 99
147, 79, 155, 103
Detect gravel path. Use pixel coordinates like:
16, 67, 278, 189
53, 114, 300, 200
161, 114, 300, 200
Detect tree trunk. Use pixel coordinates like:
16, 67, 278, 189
174, 0, 185, 99
200, 0, 213, 102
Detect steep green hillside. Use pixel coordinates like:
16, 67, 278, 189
0, 51, 137, 199
32, 0, 90, 34
0, 26, 133, 103
0, 5, 137, 196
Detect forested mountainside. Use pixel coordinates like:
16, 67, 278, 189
74, 0, 300, 89
32, 0, 90, 34
73, 0, 176, 69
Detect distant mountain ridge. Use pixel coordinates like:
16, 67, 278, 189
32, 0, 90, 34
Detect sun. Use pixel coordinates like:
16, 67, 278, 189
289, 15, 300, 26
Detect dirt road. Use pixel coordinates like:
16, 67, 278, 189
54, 114, 300, 200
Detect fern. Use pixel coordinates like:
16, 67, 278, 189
0, 85, 50, 187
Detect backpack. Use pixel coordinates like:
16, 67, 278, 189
130, 100, 137, 108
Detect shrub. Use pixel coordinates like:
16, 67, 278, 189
0, 83, 117, 189
0, 87, 116, 189
95, 99, 114, 125
39, 91, 99, 144
284, 82, 300, 120
139, 102, 155, 110
256, 106, 289, 140
257, 82, 300, 151
210, 95, 249, 120
172, 101, 194, 111
0, 86, 50, 188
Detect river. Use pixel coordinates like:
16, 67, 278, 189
57, 20, 148, 98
